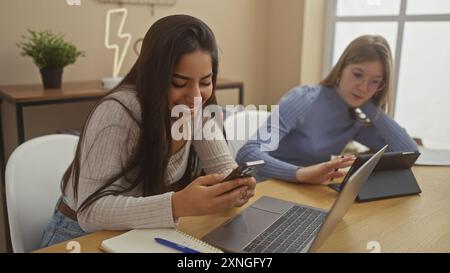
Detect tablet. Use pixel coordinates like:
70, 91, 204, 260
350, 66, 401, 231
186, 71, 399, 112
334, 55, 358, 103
328, 151, 422, 202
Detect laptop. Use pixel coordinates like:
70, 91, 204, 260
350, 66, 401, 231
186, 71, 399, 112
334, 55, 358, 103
202, 145, 387, 253
328, 151, 421, 202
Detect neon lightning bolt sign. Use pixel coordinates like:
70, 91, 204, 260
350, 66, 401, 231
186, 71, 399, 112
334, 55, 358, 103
104, 8, 132, 79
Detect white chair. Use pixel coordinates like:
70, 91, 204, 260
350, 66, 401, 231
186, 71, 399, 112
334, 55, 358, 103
5, 134, 79, 252
224, 110, 271, 159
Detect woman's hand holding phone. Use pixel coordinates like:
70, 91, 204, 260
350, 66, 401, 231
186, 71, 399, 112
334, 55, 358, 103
172, 173, 256, 219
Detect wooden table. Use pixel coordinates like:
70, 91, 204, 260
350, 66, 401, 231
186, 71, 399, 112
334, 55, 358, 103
0, 78, 244, 168
34, 166, 450, 253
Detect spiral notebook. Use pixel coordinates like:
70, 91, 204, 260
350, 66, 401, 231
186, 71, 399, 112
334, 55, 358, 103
100, 229, 223, 253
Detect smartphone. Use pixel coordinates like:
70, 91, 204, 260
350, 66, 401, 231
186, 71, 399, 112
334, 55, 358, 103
223, 160, 266, 182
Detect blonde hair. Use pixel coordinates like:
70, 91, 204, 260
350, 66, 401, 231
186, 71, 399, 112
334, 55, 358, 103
320, 35, 394, 112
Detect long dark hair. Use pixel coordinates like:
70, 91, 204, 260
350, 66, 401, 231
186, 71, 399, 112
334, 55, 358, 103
61, 15, 219, 213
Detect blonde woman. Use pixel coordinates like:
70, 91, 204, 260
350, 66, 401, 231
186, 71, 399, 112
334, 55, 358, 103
237, 35, 417, 184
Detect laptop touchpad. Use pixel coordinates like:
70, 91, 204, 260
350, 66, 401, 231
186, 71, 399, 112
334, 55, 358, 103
202, 205, 283, 252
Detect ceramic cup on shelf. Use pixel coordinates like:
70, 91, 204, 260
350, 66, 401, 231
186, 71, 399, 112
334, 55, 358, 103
101, 77, 123, 90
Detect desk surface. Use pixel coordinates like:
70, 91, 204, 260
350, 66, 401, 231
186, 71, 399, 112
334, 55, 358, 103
0, 78, 243, 104
34, 166, 450, 253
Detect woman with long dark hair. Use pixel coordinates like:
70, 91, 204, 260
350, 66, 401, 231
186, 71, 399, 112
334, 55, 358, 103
40, 15, 256, 247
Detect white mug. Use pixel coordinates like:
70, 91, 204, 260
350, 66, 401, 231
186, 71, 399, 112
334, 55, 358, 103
102, 77, 123, 90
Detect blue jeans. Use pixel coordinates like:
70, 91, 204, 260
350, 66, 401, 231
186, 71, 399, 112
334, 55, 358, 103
40, 199, 88, 248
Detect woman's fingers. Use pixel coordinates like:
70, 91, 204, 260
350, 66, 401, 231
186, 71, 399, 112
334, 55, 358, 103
306, 169, 348, 184
323, 156, 355, 172
208, 176, 253, 196
327, 170, 347, 180
211, 177, 256, 209
195, 173, 226, 186
214, 185, 248, 210
245, 177, 257, 190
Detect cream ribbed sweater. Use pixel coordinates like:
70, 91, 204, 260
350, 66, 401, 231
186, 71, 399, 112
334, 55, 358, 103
63, 87, 236, 232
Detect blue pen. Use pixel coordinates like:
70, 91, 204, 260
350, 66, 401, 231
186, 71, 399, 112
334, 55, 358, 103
154, 237, 201, 253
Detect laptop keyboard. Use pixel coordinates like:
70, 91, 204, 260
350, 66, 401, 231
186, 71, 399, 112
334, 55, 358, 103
243, 205, 327, 253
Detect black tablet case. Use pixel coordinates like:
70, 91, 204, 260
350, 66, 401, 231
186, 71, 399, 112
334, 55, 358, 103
328, 151, 422, 202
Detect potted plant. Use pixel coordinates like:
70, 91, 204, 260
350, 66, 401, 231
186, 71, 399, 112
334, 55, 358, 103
17, 30, 85, 89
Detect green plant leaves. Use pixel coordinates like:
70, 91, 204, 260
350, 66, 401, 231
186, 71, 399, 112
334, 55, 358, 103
17, 29, 85, 69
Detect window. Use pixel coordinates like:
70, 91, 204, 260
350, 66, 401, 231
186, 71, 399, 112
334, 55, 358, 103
406, 0, 450, 15
325, 0, 450, 149
333, 22, 398, 64
336, 0, 401, 16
